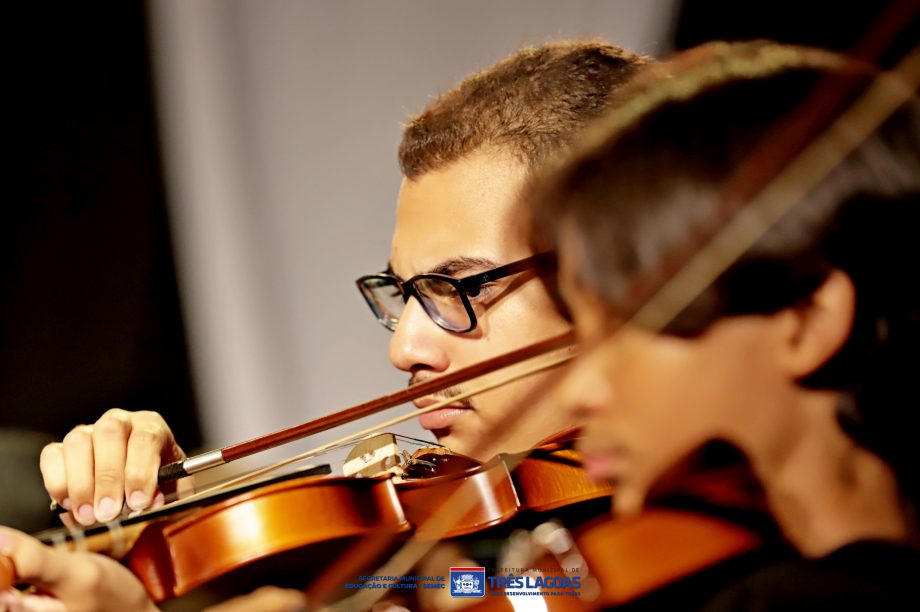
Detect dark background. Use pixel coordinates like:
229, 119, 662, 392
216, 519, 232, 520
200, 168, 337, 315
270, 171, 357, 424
4, 4, 200, 442
3, 4, 200, 530
673, 0, 919, 68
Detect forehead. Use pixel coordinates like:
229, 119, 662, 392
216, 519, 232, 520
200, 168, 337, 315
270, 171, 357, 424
390, 149, 530, 274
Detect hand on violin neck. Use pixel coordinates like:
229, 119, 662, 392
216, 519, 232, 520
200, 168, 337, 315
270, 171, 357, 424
39, 409, 193, 526
0, 526, 158, 612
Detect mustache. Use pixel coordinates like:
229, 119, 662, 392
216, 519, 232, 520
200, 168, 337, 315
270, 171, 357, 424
409, 375, 475, 410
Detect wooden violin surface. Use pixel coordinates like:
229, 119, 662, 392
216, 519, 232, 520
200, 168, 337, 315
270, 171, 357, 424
397, 438, 613, 539
578, 509, 762, 606
126, 474, 410, 601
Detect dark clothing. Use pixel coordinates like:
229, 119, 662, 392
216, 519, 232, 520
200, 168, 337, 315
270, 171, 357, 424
702, 540, 920, 611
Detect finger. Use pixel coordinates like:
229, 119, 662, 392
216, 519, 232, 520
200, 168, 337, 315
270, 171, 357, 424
61, 427, 96, 526
91, 410, 132, 522
123, 412, 180, 511
204, 586, 307, 612
38, 444, 68, 510
0, 528, 108, 609
0, 590, 68, 612
0, 529, 153, 612
0, 528, 74, 599
0, 590, 18, 611
57, 514, 76, 530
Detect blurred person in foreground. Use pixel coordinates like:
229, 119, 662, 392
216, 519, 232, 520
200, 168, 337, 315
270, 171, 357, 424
533, 40, 920, 609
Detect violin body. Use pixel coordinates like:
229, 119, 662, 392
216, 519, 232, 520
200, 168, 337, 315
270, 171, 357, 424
125, 474, 410, 601
578, 509, 762, 607
398, 437, 614, 539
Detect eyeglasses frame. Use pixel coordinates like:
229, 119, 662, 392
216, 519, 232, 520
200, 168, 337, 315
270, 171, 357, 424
356, 252, 555, 333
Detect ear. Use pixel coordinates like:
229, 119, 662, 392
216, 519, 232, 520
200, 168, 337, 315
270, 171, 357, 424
780, 270, 856, 378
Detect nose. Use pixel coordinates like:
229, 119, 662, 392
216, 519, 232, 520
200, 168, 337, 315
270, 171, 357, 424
388, 297, 451, 374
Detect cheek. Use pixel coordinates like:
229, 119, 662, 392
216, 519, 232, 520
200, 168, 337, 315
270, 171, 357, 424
482, 283, 570, 340
620, 330, 780, 457
476, 366, 562, 422
610, 339, 733, 458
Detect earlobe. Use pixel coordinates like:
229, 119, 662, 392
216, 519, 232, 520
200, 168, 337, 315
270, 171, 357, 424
784, 270, 856, 378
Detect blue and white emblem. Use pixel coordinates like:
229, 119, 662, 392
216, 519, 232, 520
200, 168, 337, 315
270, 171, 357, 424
449, 566, 485, 598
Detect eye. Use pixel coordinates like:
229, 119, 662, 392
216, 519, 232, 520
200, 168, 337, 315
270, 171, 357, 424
465, 283, 497, 301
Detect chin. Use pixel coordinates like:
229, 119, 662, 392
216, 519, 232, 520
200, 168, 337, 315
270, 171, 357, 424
433, 429, 466, 452
444, 432, 497, 462
610, 473, 653, 517
433, 415, 486, 458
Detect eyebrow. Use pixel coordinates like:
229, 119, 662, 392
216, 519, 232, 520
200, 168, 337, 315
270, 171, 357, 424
386, 256, 499, 278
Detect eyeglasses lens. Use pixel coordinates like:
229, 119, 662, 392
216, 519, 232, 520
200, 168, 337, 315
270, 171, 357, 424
360, 276, 404, 331
412, 277, 471, 332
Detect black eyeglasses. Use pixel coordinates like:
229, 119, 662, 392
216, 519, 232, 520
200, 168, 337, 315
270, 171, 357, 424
356, 252, 554, 333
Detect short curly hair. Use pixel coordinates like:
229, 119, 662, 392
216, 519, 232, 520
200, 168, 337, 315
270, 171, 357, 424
398, 40, 650, 179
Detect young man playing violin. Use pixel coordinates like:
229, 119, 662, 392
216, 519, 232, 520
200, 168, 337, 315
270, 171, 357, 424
0, 41, 648, 610
357, 41, 648, 463
535, 42, 920, 608
38, 40, 649, 526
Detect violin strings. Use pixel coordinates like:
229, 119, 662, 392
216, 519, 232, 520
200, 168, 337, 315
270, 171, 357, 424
335, 45, 920, 612
392, 433, 447, 448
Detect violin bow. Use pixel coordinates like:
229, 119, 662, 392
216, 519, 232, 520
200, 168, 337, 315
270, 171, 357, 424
175, 349, 576, 504
157, 330, 575, 483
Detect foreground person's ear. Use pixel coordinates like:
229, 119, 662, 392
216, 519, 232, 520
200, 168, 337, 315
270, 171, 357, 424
779, 270, 856, 379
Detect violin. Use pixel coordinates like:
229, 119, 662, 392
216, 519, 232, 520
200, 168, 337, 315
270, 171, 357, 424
0, 332, 612, 604
28, 432, 611, 603
0, 442, 612, 607
0, 332, 576, 590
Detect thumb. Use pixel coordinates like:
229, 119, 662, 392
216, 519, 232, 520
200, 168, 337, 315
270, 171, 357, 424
0, 527, 72, 595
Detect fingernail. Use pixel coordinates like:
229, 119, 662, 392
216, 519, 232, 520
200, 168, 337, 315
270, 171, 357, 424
77, 504, 96, 525
96, 497, 117, 522
61, 497, 72, 510
128, 491, 150, 510
153, 492, 165, 508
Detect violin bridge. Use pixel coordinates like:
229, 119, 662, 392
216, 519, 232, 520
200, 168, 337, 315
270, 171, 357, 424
343, 433, 403, 477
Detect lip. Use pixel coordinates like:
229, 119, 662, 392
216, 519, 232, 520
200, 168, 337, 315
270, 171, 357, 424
580, 449, 626, 482
414, 398, 472, 431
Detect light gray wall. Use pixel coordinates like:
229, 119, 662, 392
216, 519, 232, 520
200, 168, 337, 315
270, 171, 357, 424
149, 0, 677, 466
